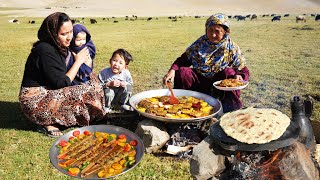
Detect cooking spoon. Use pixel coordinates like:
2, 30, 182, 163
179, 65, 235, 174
166, 81, 179, 104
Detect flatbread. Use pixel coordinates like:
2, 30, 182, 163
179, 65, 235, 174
219, 107, 291, 144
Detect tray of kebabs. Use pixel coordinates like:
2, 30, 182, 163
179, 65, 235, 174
49, 125, 144, 179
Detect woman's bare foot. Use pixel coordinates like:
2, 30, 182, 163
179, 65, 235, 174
45, 125, 63, 137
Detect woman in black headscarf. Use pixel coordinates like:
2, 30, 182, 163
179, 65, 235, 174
19, 12, 106, 137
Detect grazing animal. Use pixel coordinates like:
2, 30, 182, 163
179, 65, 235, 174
194, 15, 201, 18
315, 14, 320, 21
237, 16, 246, 21
28, 20, 35, 24
284, 14, 290, 17
271, 16, 281, 22
113, 20, 119, 23
147, 17, 152, 21
8, 19, 19, 24
251, 14, 257, 20
90, 18, 97, 24
296, 15, 306, 23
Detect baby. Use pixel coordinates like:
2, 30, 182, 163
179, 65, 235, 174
67, 24, 96, 85
98, 49, 134, 112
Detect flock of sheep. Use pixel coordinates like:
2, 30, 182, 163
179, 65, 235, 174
7, 13, 320, 25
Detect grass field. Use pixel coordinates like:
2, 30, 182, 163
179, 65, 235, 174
0, 14, 319, 179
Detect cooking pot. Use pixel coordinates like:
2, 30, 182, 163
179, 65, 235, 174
129, 89, 223, 123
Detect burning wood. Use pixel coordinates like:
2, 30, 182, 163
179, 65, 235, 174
224, 142, 319, 179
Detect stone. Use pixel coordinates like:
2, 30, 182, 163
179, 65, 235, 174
135, 119, 170, 153
278, 142, 319, 180
190, 136, 226, 180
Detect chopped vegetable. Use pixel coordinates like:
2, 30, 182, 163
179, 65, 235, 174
72, 130, 80, 137
129, 140, 138, 146
118, 134, 126, 139
59, 140, 68, 147
68, 167, 80, 176
83, 130, 91, 135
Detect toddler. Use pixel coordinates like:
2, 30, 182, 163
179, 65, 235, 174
98, 49, 133, 112
67, 23, 96, 85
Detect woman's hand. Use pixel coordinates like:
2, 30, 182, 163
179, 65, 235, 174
67, 47, 90, 81
163, 69, 175, 85
72, 47, 90, 65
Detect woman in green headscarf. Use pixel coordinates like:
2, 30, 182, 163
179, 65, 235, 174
163, 13, 250, 112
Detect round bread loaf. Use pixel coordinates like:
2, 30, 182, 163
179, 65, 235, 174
219, 107, 291, 144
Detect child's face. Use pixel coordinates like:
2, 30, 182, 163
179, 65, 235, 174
110, 54, 127, 74
74, 32, 86, 47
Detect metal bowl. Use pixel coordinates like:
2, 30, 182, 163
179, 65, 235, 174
129, 89, 223, 123
49, 125, 144, 179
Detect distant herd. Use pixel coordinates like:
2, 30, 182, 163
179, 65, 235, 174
8, 13, 320, 25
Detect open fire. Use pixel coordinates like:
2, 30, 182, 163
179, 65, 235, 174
222, 142, 319, 180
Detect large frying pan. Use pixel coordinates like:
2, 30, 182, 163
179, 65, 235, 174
129, 89, 223, 123
49, 125, 144, 179
210, 120, 300, 151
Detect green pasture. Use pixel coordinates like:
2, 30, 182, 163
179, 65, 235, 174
0, 14, 319, 179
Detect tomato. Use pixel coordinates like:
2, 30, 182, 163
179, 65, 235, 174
72, 130, 80, 137
59, 140, 68, 147
118, 134, 126, 139
124, 144, 131, 151
129, 140, 138, 146
83, 130, 91, 135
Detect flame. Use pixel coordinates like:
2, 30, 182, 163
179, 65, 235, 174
237, 149, 286, 179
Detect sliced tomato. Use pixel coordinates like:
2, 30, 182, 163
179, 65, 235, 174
59, 140, 68, 147
83, 130, 91, 135
129, 140, 138, 146
124, 144, 131, 151
118, 134, 126, 139
72, 130, 80, 137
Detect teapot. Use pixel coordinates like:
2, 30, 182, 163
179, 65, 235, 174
290, 96, 315, 150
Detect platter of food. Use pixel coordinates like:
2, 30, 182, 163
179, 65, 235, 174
213, 79, 249, 91
129, 89, 223, 123
49, 125, 144, 179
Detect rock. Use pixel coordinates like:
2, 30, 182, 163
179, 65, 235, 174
311, 120, 320, 143
190, 136, 226, 180
278, 142, 319, 180
135, 119, 170, 153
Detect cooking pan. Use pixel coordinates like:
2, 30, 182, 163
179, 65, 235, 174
210, 120, 300, 151
129, 89, 223, 123
49, 125, 144, 179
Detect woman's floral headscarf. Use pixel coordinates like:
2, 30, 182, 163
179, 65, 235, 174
186, 13, 245, 78
37, 12, 70, 57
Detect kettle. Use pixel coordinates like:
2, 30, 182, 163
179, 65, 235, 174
290, 96, 315, 150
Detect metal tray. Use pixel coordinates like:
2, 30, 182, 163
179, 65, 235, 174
49, 125, 145, 179
129, 89, 223, 123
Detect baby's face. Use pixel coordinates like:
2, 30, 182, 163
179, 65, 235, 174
110, 54, 127, 74
74, 32, 86, 47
